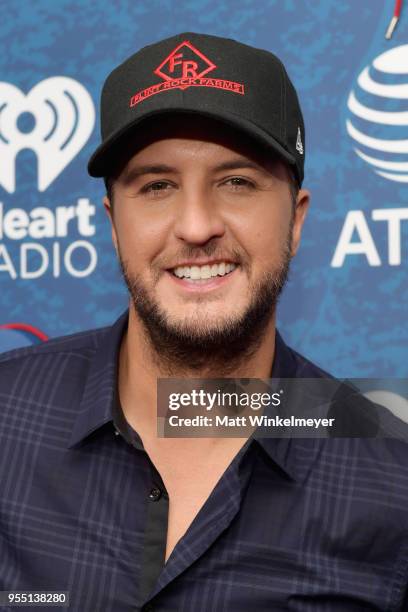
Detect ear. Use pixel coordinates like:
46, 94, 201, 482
291, 188, 310, 257
103, 195, 119, 256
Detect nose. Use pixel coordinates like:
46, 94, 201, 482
173, 186, 226, 245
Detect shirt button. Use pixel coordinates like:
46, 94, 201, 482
148, 487, 162, 501
142, 604, 154, 612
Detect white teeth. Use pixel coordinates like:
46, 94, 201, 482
172, 262, 237, 280
190, 266, 201, 280
200, 265, 211, 279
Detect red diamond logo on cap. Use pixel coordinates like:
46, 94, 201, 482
154, 40, 217, 90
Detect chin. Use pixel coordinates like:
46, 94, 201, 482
165, 315, 234, 336
165, 305, 243, 328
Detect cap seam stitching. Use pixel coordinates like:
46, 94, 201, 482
279, 61, 287, 143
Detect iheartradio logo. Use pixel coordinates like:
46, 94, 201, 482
0, 77, 95, 193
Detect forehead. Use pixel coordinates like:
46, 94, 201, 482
110, 114, 287, 178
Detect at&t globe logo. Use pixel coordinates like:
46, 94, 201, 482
346, 44, 408, 183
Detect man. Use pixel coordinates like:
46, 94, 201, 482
0, 32, 407, 612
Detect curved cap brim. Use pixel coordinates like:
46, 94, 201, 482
87, 108, 297, 179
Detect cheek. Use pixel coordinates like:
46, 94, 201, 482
114, 211, 168, 263
232, 208, 291, 263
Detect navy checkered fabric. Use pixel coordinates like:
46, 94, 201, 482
0, 309, 407, 611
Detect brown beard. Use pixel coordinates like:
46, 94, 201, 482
117, 230, 293, 376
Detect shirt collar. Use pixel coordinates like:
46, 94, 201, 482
68, 308, 316, 482
253, 330, 318, 483
67, 309, 129, 449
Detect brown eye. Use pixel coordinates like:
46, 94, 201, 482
146, 181, 169, 191
225, 177, 255, 189
140, 181, 174, 196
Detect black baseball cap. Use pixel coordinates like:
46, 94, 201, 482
88, 32, 305, 186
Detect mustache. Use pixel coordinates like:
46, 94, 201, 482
161, 244, 245, 268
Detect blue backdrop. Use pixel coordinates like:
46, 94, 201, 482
0, 0, 407, 378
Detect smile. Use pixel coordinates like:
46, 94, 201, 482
166, 261, 239, 292
171, 262, 237, 280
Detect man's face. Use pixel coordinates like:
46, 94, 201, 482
104, 118, 309, 371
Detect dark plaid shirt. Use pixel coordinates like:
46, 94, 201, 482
0, 309, 407, 611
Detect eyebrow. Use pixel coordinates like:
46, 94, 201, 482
121, 157, 270, 184
213, 159, 268, 174
122, 164, 176, 183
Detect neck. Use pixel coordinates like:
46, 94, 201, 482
118, 301, 277, 434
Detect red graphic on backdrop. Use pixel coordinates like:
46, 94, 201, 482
0, 323, 48, 342
130, 40, 245, 107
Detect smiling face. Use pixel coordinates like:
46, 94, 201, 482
104, 116, 309, 373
